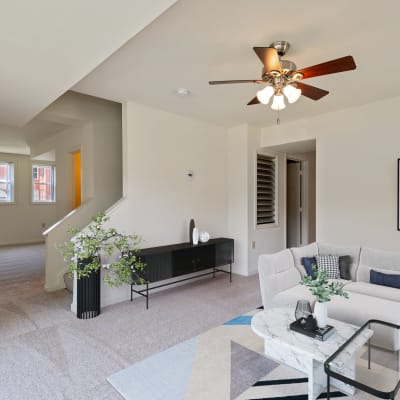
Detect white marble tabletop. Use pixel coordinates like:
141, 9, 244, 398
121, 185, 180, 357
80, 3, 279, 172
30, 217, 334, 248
251, 307, 373, 365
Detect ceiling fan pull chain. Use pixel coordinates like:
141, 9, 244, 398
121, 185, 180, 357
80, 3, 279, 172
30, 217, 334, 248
276, 109, 281, 126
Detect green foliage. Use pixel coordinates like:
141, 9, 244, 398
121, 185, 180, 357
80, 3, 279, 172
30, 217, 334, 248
58, 212, 146, 286
300, 265, 349, 303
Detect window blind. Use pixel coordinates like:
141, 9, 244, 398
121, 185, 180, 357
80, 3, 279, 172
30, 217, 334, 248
256, 154, 276, 225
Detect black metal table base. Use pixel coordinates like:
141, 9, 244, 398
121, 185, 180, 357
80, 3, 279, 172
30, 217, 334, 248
131, 264, 232, 309
325, 319, 400, 400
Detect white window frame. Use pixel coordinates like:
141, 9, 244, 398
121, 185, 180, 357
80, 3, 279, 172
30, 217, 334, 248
0, 162, 14, 203
32, 163, 56, 203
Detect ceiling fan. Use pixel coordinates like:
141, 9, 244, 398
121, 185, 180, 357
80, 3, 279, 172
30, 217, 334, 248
209, 41, 356, 110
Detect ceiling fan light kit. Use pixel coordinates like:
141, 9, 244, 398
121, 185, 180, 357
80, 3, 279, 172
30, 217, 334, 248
209, 40, 357, 113
271, 94, 286, 111
256, 85, 274, 104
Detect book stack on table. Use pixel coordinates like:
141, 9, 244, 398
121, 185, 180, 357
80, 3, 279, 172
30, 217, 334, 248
290, 319, 335, 341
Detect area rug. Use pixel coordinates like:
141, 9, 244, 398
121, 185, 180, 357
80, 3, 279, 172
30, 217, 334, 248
107, 309, 359, 400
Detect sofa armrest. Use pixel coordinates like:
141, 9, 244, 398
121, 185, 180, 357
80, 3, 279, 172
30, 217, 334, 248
258, 249, 301, 309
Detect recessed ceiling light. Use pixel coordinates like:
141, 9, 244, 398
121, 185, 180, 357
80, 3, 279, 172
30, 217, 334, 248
175, 87, 191, 96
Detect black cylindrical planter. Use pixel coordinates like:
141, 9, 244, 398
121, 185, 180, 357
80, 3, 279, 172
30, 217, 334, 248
77, 258, 101, 319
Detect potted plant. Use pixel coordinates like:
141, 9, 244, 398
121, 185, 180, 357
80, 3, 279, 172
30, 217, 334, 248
300, 267, 348, 328
59, 212, 145, 318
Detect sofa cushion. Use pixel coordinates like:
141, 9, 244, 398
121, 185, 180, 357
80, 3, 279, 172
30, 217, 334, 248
318, 243, 361, 281
358, 247, 400, 282
344, 281, 400, 303
301, 256, 317, 278
258, 249, 301, 310
273, 279, 351, 308
317, 255, 340, 279
328, 292, 400, 350
272, 284, 315, 308
290, 242, 318, 277
370, 269, 400, 289
358, 265, 400, 283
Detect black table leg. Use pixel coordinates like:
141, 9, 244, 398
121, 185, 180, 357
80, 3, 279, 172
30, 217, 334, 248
146, 282, 149, 310
326, 375, 330, 400
368, 322, 371, 370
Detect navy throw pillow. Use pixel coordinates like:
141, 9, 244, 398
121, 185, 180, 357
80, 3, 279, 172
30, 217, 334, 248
370, 269, 400, 289
301, 256, 317, 278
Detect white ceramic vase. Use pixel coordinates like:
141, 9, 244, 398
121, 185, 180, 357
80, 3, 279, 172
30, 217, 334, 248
192, 227, 199, 245
313, 301, 328, 328
199, 231, 210, 243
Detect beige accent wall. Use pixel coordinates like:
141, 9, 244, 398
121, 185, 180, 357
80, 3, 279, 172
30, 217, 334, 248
33, 92, 123, 291
0, 152, 57, 245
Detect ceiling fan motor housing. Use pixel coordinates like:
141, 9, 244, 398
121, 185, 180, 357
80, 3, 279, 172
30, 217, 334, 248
270, 40, 290, 57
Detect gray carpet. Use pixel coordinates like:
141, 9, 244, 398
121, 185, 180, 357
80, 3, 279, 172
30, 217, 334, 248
0, 244, 261, 400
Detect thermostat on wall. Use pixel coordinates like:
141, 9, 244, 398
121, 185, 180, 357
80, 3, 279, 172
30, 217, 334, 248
186, 170, 194, 181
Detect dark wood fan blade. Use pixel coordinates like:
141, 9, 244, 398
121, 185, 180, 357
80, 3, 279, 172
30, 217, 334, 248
247, 96, 260, 105
294, 82, 329, 100
297, 56, 356, 79
253, 47, 282, 73
209, 79, 262, 85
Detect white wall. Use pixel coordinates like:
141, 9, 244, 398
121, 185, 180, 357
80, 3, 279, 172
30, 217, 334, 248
0, 126, 30, 155
110, 102, 228, 245
0, 152, 57, 245
227, 125, 248, 275
100, 102, 228, 306
261, 96, 400, 251
226, 124, 285, 276
247, 127, 286, 275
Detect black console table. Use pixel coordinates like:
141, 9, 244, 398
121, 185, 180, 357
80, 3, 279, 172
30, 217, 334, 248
131, 237, 234, 309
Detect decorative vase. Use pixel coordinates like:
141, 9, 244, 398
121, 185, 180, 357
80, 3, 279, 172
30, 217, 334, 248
192, 227, 199, 245
295, 299, 312, 324
199, 231, 210, 243
189, 219, 195, 244
313, 301, 328, 328
76, 257, 101, 319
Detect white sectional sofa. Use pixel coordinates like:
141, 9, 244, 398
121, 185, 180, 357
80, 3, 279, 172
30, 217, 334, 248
258, 242, 400, 350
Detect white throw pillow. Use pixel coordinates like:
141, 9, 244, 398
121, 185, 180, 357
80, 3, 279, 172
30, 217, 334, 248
317, 255, 340, 279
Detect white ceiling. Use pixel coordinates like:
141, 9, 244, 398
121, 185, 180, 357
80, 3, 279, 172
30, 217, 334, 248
74, 0, 400, 127
0, 0, 177, 127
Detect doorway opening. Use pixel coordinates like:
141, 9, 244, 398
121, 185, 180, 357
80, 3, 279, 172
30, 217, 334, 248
286, 159, 303, 248
72, 150, 81, 208
266, 139, 316, 248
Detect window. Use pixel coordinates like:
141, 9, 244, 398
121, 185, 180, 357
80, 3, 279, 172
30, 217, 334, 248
256, 154, 276, 225
32, 164, 56, 202
0, 162, 14, 202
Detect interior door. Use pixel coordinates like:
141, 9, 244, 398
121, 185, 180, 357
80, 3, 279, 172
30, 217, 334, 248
287, 161, 302, 247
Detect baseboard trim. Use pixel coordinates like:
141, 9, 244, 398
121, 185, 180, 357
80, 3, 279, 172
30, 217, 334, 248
0, 240, 45, 247
44, 283, 67, 292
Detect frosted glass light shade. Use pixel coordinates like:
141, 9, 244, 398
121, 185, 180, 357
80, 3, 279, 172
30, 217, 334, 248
271, 95, 286, 110
256, 86, 274, 104
283, 84, 302, 103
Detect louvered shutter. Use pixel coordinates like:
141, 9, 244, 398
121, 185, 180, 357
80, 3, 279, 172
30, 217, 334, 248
257, 154, 276, 225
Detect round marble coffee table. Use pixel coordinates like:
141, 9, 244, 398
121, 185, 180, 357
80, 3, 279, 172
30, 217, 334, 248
251, 307, 373, 400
